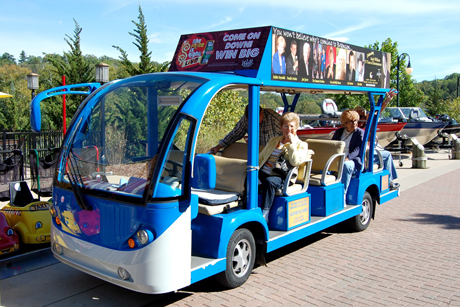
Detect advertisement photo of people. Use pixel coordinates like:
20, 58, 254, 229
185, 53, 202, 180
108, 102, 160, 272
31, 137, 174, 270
271, 27, 391, 89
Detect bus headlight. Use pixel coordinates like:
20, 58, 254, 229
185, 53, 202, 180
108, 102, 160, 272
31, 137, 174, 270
117, 267, 131, 280
136, 229, 153, 245
35, 221, 43, 229
53, 243, 63, 255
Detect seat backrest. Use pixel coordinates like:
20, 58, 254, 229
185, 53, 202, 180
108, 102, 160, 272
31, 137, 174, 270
410, 108, 420, 121
221, 142, 264, 160
321, 99, 342, 118
9, 181, 34, 207
305, 139, 345, 172
213, 156, 247, 195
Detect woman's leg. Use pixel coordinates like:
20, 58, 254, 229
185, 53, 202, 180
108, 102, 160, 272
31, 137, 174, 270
342, 160, 355, 196
261, 176, 283, 222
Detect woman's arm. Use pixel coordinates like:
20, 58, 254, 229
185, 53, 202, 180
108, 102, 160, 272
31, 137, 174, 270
285, 140, 309, 167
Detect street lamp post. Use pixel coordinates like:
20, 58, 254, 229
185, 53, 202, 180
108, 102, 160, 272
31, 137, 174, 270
95, 63, 110, 84
95, 63, 110, 172
27, 73, 39, 100
396, 53, 413, 108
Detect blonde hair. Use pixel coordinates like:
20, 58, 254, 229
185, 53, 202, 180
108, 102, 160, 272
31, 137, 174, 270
340, 109, 359, 125
277, 36, 286, 48
279, 112, 300, 129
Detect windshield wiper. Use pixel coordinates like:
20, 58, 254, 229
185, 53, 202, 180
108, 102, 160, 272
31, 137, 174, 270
67, 149, 92, 211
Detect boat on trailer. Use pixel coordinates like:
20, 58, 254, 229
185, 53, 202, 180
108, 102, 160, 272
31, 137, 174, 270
381, 107, 446, 147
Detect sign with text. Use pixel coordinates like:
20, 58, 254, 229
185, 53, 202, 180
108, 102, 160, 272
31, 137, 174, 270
271, 27, 391, 88
169, 26, 271, 72
288, 196, 310, 229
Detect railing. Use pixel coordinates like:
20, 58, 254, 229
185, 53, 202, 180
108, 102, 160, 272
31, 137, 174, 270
1, 130, 63, 179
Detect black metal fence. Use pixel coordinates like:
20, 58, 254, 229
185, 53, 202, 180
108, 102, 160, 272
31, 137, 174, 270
1, 130, 63, 179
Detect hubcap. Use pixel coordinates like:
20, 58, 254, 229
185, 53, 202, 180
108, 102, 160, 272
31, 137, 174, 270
360, 198, 371, 225
232, 238, 251, 277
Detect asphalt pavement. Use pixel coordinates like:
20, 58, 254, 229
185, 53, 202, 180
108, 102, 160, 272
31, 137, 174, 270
1, 149, 460, 307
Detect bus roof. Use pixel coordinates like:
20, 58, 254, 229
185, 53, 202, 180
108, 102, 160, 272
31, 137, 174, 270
169, 26, 391, 95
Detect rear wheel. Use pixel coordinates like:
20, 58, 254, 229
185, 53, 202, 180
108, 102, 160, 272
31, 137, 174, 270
216, 228, 255, 288
348, 191, 373, 232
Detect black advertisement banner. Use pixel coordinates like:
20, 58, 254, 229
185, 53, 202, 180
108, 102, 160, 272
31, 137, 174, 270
271, 27, 391, 88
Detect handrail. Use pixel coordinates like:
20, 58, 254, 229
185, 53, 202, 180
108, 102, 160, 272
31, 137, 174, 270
30, 83, 101, 132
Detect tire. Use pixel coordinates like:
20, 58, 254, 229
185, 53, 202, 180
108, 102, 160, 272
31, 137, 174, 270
215, 228, 255, 288
348, 191, 373, 232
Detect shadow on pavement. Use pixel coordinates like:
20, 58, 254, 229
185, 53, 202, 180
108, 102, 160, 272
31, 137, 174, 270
398, 213, 460, 230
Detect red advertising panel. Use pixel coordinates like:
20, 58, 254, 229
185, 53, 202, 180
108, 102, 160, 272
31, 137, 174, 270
271, 27, 391, 88
169, 26, 271, 72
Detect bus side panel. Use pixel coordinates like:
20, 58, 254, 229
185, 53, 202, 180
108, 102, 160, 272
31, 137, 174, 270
192, 209, 268, 259
348, 170, 389, 205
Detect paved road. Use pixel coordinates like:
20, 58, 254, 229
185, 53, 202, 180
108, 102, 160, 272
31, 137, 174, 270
1, 150, 460, 307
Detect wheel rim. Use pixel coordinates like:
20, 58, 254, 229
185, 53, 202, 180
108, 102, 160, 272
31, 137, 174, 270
232, 238, 252, 277
360, 198, 371, 225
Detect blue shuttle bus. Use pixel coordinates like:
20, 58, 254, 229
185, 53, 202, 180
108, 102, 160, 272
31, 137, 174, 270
30, 26, 399, 294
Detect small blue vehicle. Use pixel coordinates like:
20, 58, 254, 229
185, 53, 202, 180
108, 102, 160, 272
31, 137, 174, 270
30, 26, 399, 294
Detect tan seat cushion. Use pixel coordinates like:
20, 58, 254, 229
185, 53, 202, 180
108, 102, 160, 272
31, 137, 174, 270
304, 139, 345, 173
309, 173, 339, 186
221, 142, 264, 160
276, 183, 303, 195
213, 156, 247, 195
198, 202, 240, 216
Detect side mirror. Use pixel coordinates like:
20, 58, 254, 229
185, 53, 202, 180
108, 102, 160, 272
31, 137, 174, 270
191, 154, 216, 190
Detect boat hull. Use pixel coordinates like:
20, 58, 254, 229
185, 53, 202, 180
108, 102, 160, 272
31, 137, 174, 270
397, 122, 447, 146
298, 123, 406, 148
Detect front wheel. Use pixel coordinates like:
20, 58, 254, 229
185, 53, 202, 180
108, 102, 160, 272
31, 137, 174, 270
348, 191, 373, 232
215, 228, 255, 288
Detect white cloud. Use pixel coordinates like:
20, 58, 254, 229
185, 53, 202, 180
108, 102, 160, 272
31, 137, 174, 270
149, 33, 162, 43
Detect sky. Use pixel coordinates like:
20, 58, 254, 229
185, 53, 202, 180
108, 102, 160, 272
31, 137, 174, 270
1, 0, 459, 82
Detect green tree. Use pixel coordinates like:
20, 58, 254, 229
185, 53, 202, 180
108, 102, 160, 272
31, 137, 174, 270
45, 19, 94, 128
113, 5, 169, 77
0, 53, 16, 65
46, 19, 93, 86
0, 65, 32, 130
18, 51, 27, 64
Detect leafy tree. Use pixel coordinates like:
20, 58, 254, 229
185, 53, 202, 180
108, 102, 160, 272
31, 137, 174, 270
0, 53, 16, 65
18, 51, 27, 64
113, 5, 169, 77
0, 65, 32, 130
45, 19, 94, 129
46, 19, 93, 86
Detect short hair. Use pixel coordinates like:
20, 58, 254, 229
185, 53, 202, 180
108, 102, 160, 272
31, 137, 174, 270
357, 54, 364, 63
290, 40, 297, 48
340, 109, 359, 126
279, 112, 300, 129
244, 105, 262, 119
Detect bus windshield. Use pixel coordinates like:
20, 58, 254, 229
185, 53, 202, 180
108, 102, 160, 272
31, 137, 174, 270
61, 74, 206, 203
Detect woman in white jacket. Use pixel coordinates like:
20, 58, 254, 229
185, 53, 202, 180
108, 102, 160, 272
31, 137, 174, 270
258, 112, 309, 222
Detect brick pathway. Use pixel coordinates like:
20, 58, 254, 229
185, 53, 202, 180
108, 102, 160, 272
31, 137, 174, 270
152, 169, 460, 307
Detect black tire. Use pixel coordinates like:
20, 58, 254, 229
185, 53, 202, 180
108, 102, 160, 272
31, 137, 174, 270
348, 191, 373, 232
215, 228, 255, 288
